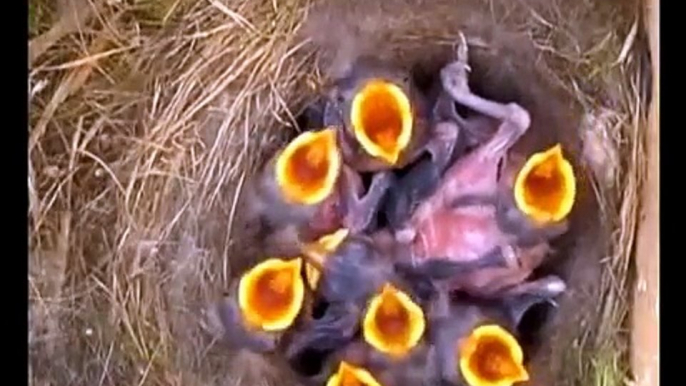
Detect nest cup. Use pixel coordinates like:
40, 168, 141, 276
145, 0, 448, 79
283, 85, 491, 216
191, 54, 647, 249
292, 43, 599, 383
28, 0, 652, 385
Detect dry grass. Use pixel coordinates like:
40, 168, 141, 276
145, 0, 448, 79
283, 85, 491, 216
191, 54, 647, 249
28, 0, 650, 385
528, 7, 648, 383
537, 11, 647, 386
30, 0, 316, 384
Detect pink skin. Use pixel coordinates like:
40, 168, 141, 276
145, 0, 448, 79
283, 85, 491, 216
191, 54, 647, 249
405, 136, 524, 264
402, 131, 546, 295
394, 34, 558, 295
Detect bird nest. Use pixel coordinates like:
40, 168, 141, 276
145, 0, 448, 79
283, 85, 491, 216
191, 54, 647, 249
28, 0, 653, 385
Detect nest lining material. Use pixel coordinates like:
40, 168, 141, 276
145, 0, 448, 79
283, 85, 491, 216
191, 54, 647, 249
28, 0, 648, 385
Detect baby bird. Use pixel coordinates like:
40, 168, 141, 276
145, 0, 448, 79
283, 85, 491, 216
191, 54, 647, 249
322, 55, 461, 174
241, 127, 393, 258
282, 233, 404, 361
282, 229, 507, 383
429, 276, 566, 386
213, 257, 307, 354
290, 278, 437, 386
385, 34, 576, 296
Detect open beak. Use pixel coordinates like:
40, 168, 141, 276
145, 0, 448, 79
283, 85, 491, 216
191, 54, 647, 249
350, 79, 414, 165
362, 282, 426, 358
303, 228, 351, 291
237, 257, 305, 331
458, 324, 530, 386
275, 128, 342, 205
326, 361, 384, 386
513, 144, 576, 224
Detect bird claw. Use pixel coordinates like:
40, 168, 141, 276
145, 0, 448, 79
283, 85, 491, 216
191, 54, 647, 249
505, 275, 567, 299
546, 298, 560, 308
440, 62, 471, 103
456, 31, 470, 65
441, 32, 475, 103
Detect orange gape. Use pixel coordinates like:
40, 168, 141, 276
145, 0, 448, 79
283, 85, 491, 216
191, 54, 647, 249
351, 79, 414, 165
326, 361, 384, 386
303, 228, 350, 291
514, 144, 577, 225
458, 325, 530, 386
362, 283, 426, 358
237, 257, 305, 331
275, 128, 342, 206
